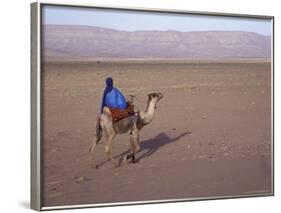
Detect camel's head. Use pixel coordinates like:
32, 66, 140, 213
148, 92, 163, 104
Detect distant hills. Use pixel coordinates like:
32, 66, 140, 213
43, 25, 271, 60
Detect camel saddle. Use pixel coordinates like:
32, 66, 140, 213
108, 102, 135, 122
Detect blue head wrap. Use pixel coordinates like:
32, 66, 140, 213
106, 77, 113, 88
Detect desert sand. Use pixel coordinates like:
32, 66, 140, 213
41, 60, 272, 207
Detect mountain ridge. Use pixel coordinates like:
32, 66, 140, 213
43, 24, 271, 59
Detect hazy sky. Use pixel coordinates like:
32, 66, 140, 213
42, 5, 272, 35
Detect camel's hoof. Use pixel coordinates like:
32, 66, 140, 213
130, 159, 139, 164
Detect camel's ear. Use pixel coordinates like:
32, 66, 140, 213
148, 93, 161, 100
148, 93, 155, 100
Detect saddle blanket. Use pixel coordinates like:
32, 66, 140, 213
109, 102, 135, 122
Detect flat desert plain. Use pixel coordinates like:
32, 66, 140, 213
41, 60, 272, 207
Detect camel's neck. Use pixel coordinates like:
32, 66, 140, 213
138, 99, 156, 126
146, 99, 156, 115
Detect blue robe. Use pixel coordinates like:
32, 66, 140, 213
100, 87, 127, 113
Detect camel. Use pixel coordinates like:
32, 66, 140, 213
89, 92, 163, 168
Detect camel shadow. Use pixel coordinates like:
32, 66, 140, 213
136, 131, 191, 161
95, 131, 191, 168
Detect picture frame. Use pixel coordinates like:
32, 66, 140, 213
31, 1, 274, 211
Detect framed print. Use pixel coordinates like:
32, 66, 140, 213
31, 1, 274, 211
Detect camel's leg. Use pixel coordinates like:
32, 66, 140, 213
89, 135, 101, 168
104, 132, 117, 167
128, 130, 140, 163
89, 117, 103, 168
89, 135, 97, 157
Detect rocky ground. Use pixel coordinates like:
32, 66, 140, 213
41, 60, 272, 207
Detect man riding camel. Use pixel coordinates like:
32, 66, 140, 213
96, 77, 131, 139
100, 77, 127, 113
